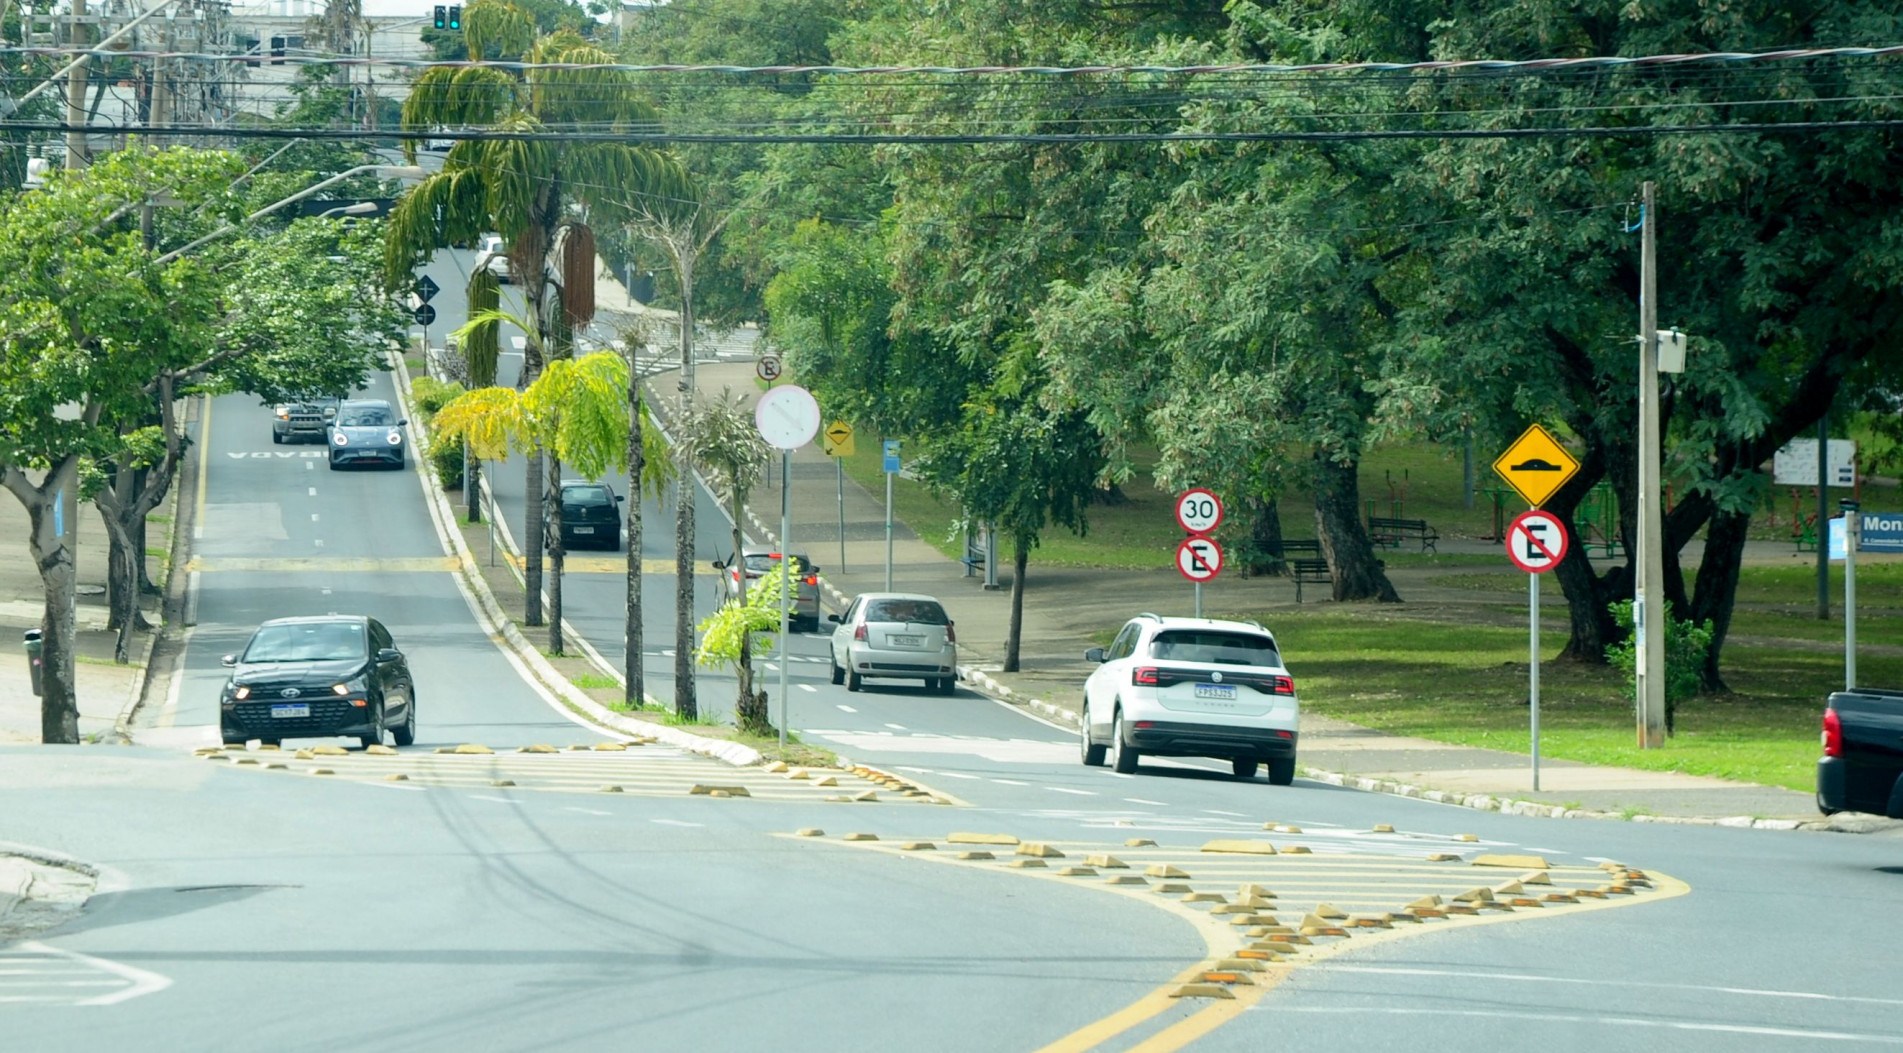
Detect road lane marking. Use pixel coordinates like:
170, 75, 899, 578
1125, 798, 1167, 806
467, 795, 519, 804
936, 771, 981, 779
311, 513, 319, 522
992, 778, 1028, 786
1047, 787, 1096, 796
1320, 966, 1903, 1008
308, 487, 316, 496
10, 942, 172, 1006
184, 556, 461, 572
798, 684, 817, 692
1258, 1007, 1902, 1044
836, 705, 856, 713
884, 723, 907, 731
566, 807, 613, 816
650, 819, 704, 828
1202, 809, 1247, 817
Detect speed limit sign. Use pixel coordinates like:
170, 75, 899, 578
1175, 488, 1224, 535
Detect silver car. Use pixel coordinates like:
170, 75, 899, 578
827, 593, 957, 694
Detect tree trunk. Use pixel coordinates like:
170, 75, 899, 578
672, 247, 698, 721
1311, 454, 1399, 602
1548, 459, 1621, 664
524, 448, 545, 626
546, 453, 565, 656
1239, 495, 1284, 577
731, 486, 771, 734
5, 462, 81, 743
465, 456, 482, 524
1689, 506, 1751, 692
1003, 532, 1028, 672
98, 505, 146, 663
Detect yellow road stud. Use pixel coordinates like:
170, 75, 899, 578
1201, 839, 1277, 855
1146, 864, 1190, 879
899, 842, 936, 851
1015, 842, 1065, 858
1124, 838, 1157, 848
796, 829, 824, 837
1372, 823, 1395, 833
956, 851, 994, 861
948, 832, 1020, 846
843, 832, 879, 841
1084, 854, 1128, 868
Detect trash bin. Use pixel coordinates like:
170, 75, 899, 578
23, 628, 42, 697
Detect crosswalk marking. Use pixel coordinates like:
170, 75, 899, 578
0, 943, 172, 1006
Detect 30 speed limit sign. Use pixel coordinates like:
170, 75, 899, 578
1175, 488, 1224, 535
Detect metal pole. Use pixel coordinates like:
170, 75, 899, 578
1636, 181, 1667, 749
64, 0, 86, 171
836, 457, 845, 573
1530, 569, 1542, 791
884, 468, 894, 591
1194, 582, 1202, 619
778, 449, 791, 754
1816, 414, 1829, 619
1843, 499, 1859, 690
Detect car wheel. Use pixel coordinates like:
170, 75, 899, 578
846, 669, 862, 692
261, 738, 282, 748
1232, 757, 1259, 780
1267, 757, 1296, 786
938, 675, 956, 696
359, 710, 383, 749
391, 697, 416, 747
221, 724, 246, 747
1110, 710, 1139, 775
271, 431, 283, 445
829, 657, 844, 686
327, 456, 341, 471
1079, 704, 1106, 767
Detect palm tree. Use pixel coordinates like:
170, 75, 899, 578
680, 389, 771, 730
383, 2, 683, 628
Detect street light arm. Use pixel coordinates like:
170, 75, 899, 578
153, 164, 422, 265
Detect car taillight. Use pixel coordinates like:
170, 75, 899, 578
945, 624, 956, 644
854, 624, 867, 641
1270, 675, 1294, 695
1132, 666, 1159, 686
804, 574, 817, 586
1823, 708, 1842, 757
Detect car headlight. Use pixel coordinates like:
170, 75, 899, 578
232, 685, 251, 700
386, 430, 403, 445
333, 431, 349, 446
332, 677, 368, 696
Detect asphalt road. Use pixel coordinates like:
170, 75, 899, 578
13, 245, 1899, 1050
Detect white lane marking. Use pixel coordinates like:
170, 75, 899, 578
1125, 798, 1167, 806
896, 766, 935, 775
1321, 966, 1903, 1009
836, 705, 857, 713
762, 662, 779, 672
798, 684, 817, 693
369, 781, 424, 791
1203, 809, 1247, 817
991, 778, 1028, 786
306, 461, 314, 470
935, 771, 981, 780
311, 513, 320, 522
13, 942, 172, 1006
566, 807, 613, 816
650, 819, 703, 828
467, 795, 519, 805
1260, 1007, 1903, 1045
308, 487, 317, 497
314, 539, 323, 548
883, 723, 907, 731
1047, 786, 1096, 796
1523, 847, 1560, 854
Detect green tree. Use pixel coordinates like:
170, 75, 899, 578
678, 389, 772, 729
385, 2, 683, 631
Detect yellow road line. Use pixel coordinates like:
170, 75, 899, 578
505, 553, 719, 576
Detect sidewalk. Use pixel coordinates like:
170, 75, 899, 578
631, 318, 1840, 828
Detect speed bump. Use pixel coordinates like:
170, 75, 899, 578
1085, 854, 1128, 869
1146, 864, 1190, 879
1170, 984, 1236, 1000
689, 784, 752, 797
843, 832, 879, 842
948, 832, 1020, 846
1473, 853, 1550, 869
1016, 842, 1065, 858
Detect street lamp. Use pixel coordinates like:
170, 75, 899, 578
155, 164, 424, 265
318, 201, 380, 219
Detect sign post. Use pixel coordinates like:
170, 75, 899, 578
754, 384, 821, 755
821, 421, 854, 572
1174, 489, 1224, 617
1837, 499, 1860, 690
882, 440, 900, 590
1506, 509, 1570, 791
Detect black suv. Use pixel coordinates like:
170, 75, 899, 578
219, 616, 416, 749
553, 479, 623, 551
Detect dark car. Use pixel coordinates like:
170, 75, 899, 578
219, 616, 416, 749
715, 548, 822, 632
327, 399, 408, 470
272, 395, 340, 445
552, 479, 623, 551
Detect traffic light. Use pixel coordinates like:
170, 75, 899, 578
432, 4, 446, 29
447, 5, 461, 30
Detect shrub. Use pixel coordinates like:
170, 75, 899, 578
410, 377, 465, 418
1605, 599, 1714, 734
426, 435, 465, 491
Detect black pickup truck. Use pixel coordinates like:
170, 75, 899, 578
1818, 688, 1903, 818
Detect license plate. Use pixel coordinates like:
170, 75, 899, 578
1193, 684, 1237, 701
573, 526, 595, 534
270, 704, 310, 718
889, 634, 924, 647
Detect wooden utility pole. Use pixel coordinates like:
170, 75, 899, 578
64, 0, 88, 170
1636, 181, 1667, 748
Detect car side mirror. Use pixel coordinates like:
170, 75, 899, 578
1084, 647, 1106, 663
615, 495, 625, 502
710, 559, 725, 570
221, 653, 237, 667
376, 648, 402, 663
398, 419, 409, 427
826, 614, 842, 624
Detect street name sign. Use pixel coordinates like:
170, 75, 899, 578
1506, 510, 1569, 573
1175, 488, 1224, 535
1493, 423, 1580, 508
1176, 536, 1223, 583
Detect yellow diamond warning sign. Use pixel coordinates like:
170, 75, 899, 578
1492, 424, 1580, 508
820, 420, 855, 458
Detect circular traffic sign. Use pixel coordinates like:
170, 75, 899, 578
1176, 536, 1223, 583
1175, 488, 1224, 535
1505, 510, 1570, 574
413, 303, 437, 327
754, 384, 821, 450
756, 354, 783, 383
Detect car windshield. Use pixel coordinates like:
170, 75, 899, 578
564, 486, 613, 507
1148, 630, 1279, 667
865, 599, 948, 625
338, 406, 393, 427
242, 622, 365, 663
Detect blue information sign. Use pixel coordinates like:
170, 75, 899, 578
882, 439, 901, 474
1860, 511, 1903, 553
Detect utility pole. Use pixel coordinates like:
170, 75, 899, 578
64, 0, 87, 171
1636, 181, 1667, 748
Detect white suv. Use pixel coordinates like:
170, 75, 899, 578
1080, 614, 1299, 784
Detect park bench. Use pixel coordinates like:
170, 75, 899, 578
1291, 558, 1332, 603
1367, 516, 1439, 554
1278, 539, 1322, 558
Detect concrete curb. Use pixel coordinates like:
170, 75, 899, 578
392, 352, 761, 768
111, 397, 200, 745
951, 672, 1857, 833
